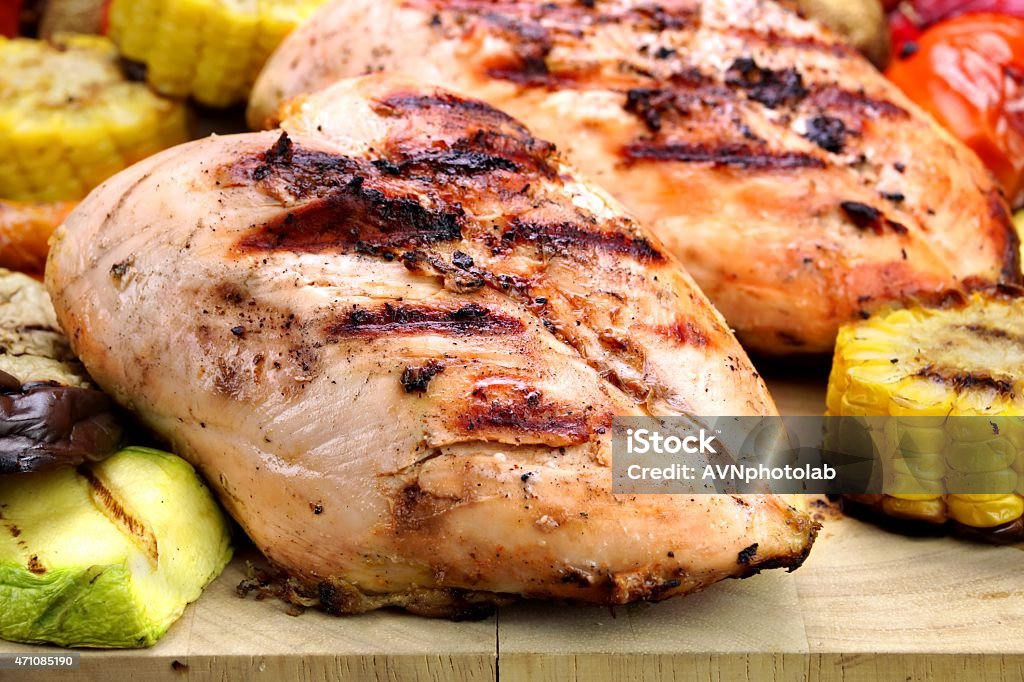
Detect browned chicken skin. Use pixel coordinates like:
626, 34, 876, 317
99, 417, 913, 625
47, 76, 816, 616
250, 0, 1021, 354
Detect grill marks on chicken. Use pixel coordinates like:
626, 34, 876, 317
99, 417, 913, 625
460, 376, 606, 446
231, 131, 659, 266
225, 113, 689, 415
412, 0, 898, 170
250, 0, 1020, 354
225, 94, 694, 415
327, 302, 524, 338
47, 76, 817, 617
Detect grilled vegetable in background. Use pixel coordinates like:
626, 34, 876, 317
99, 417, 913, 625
38, 0, 106, 37
0, 269, 121, 474
250, 0, 1021, 355
887, 1, 1024, 57
0, 34, 189, 202
795, 0, 890, 68
0, 199, 73, 275
0, 447, 233, 647
106, 0, 329, 108
886, 14, 1024, 209
828, 291, 1024, 541
47, 74, 816, 617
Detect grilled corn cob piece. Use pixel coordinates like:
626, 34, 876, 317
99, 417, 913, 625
106, 0, 329, 108
828, 291, 1024, 540
0, 34, 189, 202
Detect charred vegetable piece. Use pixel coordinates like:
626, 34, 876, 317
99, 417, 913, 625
828, 291, 1024, 540
0, 268, 122, 473
0, 371, 122, 475
106, 0, 329, 108
0, 447, 233, 648
0, 34, 189, 202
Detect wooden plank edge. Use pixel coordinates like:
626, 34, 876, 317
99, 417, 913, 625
5, 652, 498, 682
498, 652, 1024, 682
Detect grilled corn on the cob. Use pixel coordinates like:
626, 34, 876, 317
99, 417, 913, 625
106, 0, 329, 108
828, 291, 1024, 540
0, 34, 189, 202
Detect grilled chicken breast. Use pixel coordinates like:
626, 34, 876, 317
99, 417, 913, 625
47, 76, 815, 616
250, 0, 1021, 354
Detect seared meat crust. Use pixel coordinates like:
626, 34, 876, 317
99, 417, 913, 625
48, 76, 816, 616
251, 0, 1021, 353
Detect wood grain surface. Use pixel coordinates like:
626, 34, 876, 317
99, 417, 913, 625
2, 371, 1022, 682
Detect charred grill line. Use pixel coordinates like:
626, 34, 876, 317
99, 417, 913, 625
482, 10, 553, 83
809, 86, 908, 120
958, 324, 1024, 347
386, 148, 520, 175
917, 366, 1017, 398
373, 94, 558, 178
374, 91, 524, 130
239, 178, 464, 253
327, 303, 524, 338
728, 27, 853, 57
78, 465, 160, 562
236, 140, 468, 254
500, 217, 666, 263
413, 0, 698, 32
623, 142, 825, 170
460, 381, 605, 444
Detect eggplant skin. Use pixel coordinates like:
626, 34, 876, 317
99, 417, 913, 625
0, 447, 233, 648
0, 375, 123, 474
0, 268, 123, 473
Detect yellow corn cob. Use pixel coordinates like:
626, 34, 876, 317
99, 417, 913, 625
106, 0, 329, 108
0, 34, 190, 202
828, 292, 1024, 538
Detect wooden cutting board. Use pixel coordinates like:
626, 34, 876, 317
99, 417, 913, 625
3, 370, 1023, 682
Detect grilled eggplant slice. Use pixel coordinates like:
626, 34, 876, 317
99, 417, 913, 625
0, 269, 121, 473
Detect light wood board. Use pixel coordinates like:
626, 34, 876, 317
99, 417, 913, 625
2, 372, 1022, 682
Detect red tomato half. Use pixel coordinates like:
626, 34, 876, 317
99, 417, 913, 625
887, 13, 1024, 207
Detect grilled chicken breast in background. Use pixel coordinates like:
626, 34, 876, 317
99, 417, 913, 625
250, 0, 1021, 354
47, 76, 816, 616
